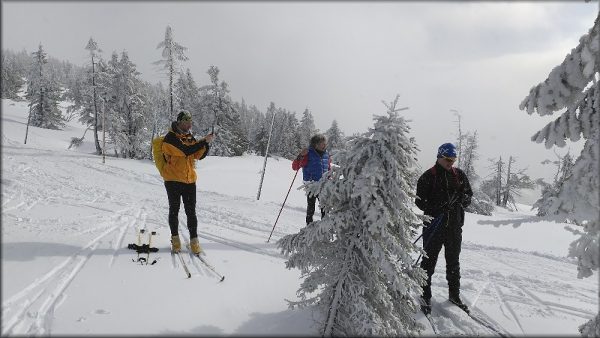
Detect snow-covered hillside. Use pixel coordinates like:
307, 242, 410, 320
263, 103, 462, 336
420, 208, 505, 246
2, 98, 597, 336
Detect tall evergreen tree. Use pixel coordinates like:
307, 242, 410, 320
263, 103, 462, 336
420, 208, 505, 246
25, 44, 64, 131
460, 131, 479, 183
519, 12, 599, 335
459, 131, 494, 215
154, 25, 188, 119
1, 51, 26, 100
105, 51, 147, 158
85, 37, 103, 154
201, 66, 247, 156
255, 102, 276, 156
148, 82, 170, 156
235, 98, 263, 153
298, 108, 316, 147
325, 119, 344, 154
243, 103, 264, 154
500, 157, 535, 210
278, 95, 426, 336
267, 107, 299, 159
174, 68, 200, 113
534, 152, 575, 217
480, 157, 504, 206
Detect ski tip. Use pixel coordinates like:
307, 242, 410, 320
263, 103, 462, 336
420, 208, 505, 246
219, 276, 225, 282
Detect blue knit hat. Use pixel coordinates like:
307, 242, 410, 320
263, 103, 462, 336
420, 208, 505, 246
437, 143, 457, 158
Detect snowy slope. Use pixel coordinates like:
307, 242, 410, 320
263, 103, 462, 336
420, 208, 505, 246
1, 98, 597, 336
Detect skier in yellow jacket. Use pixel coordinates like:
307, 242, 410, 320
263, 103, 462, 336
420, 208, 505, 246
162, 110, 213, 254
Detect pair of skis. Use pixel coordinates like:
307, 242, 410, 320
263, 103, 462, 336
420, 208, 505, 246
172, 245, 225, 282
423, 301, 510, 337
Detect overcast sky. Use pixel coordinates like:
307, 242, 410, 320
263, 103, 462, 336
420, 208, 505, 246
2, 1, 598, 189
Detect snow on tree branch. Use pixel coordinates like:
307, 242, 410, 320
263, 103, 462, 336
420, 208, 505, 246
532, 85, 598, 148
520, 13, 599, 116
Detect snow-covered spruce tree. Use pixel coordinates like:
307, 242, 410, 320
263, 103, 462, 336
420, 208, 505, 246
25, 44, 64, 130
200, 66, 247, 156
1, 51, 26, 100
84, 37, 103, 154
534, 152, 574, 217
235, 99, 263, 153
278, 95, 426, 336
326, 119, 345, 155
480, 156, 533, 211
148, 82, 170, 156
62, 65, 87, 122
480, 157, 505, 206
254, 102, 276, 156
298, 108, 317, 148
269, 107, 300, 159
519, 11, 599, 336
500, 156, 535, 210
105, 51, 148, 159
455, 130, 493, 215
243, 103, 265, 154
154, 25, 188, 119
174, 68, 202, 115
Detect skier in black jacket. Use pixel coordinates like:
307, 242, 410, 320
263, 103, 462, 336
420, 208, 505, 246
415, 143, 473, 315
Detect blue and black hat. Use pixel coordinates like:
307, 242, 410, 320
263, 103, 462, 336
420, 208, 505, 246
437, 143, 457, 159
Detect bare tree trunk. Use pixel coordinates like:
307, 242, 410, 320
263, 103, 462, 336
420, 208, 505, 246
502, 156, 513, 207
323, 246, 353, 336
150, 117, 156, 160
496, 157, 502, 206
102, 103, 106, 164
91, 54, 102, 154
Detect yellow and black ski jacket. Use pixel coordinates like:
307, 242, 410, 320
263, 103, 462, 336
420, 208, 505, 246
161, 122, 210, 184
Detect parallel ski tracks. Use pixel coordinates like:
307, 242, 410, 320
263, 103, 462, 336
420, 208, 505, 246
461, 247, 597, 336
1, 207, 145, 336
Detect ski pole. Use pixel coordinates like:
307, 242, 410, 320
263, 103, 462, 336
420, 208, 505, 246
414, 214, 445, 266
413, 214, 444, 244
267, 169, 299, 243
147, 231, 156, 265
136, 229, 145, 263
412, 195, 458, 246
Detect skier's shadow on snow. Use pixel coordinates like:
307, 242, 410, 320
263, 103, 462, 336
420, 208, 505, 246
2, 241, 281, 261
477, 215, 544, 228
161, 325, 224, 335
234, 308, 317, 335
2, 242, 129, 261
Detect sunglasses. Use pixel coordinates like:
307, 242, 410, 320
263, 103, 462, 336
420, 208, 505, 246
442, 156, 456, 163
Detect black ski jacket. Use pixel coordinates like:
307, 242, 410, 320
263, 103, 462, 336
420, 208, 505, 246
415, 162, 473, 228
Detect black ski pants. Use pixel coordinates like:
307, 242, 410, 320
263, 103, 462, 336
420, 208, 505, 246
164, 181, 198, 239
420, 215, 462, 300
306, 194, 325, 225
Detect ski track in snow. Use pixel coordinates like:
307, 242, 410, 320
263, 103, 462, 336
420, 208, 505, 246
1, 222, 123, 335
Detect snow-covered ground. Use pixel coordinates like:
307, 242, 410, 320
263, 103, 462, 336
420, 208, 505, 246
2, 98, 597, 336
